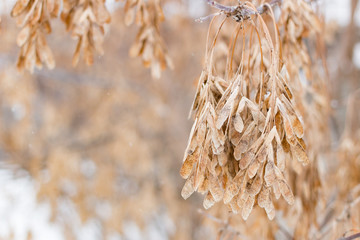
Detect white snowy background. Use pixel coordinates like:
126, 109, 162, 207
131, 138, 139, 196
0, 0, 359, 239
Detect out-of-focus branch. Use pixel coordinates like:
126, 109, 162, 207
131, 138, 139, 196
197, 209, 249, 239
338, 232, 360, 240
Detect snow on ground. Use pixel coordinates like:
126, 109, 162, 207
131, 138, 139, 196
0, 167, 64, 240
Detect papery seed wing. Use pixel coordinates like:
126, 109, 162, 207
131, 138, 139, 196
273, 180, 281, 200
276, 145, 286, 171
264, 161, 276, 186
233, 113, 244, 133
11, 0, 31, 17
217, 151, 227, 166
181, 176, 195, 199
17, 24, 30, 46
216, 85, 239, 129
247, 174, 262, 196
279, 180, 295, 205
291, 143, 309, 165
209, 175, 224, 202
239, 151, 255, 170
203, 191, 215, 209
265, 202, 275, 220
180, 148, 198, 179
224, 181, 239, 204
289, 114, 304, 138
241, 195, 255, 220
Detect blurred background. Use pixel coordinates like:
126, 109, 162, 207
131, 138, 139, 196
0, 0, 359, 239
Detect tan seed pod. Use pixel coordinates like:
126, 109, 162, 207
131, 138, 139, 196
273, 180, 281, 200
281, 137, 291, 153
233, 113, 244, 133
180, 151, 198, 179
275, 111, 283, 137
194, 158, 207, 189
234, 144, 243, 161
209, 175, 224, 202
11, 0, 31, 17
264, 161, 276, 186
247, 174, 262, 196
242, 195, 255, 220
217, 151, 228, 166
224, 181, 240, 204
216, 85, 239, 129
291, 143, 309, 165
284, 115, 297, 146
198, 177, 209, 194
289, 114, 304, 138
203, 191, 216, 209
240, 151, 255, 170
181, 176, 195, 200
279, 180, 295, 205
265, 202, 276, 220
229, 197, 241, 214
248, 159, 261, 178
257, 146, 268, 163
276, 145, 286, 171
230, 123, 242, 146
17, 24, 30, 46
258, 187, 271, 209
196, 122, 207, 146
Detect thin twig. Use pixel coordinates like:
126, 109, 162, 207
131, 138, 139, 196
206, 0, 237, 13
338, 232, 360, 240
197, 209, 249, 239
205, 0, 282, 21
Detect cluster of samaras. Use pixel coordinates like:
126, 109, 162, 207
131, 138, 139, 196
10, 0, 171, 78
11, 0, 110, 71
124, 0, 173, 78
11, 0, 61, 71
181, 70, 308, 220
180, 0, 311, 220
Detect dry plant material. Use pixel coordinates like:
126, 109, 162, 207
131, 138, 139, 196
125, 0, 173, 78
11, 0, 60, 72
10, 0, 171, 77
61, 0, 111, 66
180, 0, 318, 221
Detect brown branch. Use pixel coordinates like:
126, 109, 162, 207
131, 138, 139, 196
338, 232, 360, 240
205, 0, 282, 21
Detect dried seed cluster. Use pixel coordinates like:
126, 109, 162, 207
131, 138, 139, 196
125, 0, 173, 78
279, 0, 322, 82
10, 0, 171, 77
11, 0, 60, 72
61, 0, 111, 66
181, 0, 312, 220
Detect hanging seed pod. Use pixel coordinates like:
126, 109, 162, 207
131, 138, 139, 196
180, 0, 313, 221
11, 0, 59, 72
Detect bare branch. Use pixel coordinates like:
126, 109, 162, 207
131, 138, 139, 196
205, 0, 237, 13
338, 232, 360, 240
204, 0, 282, 21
